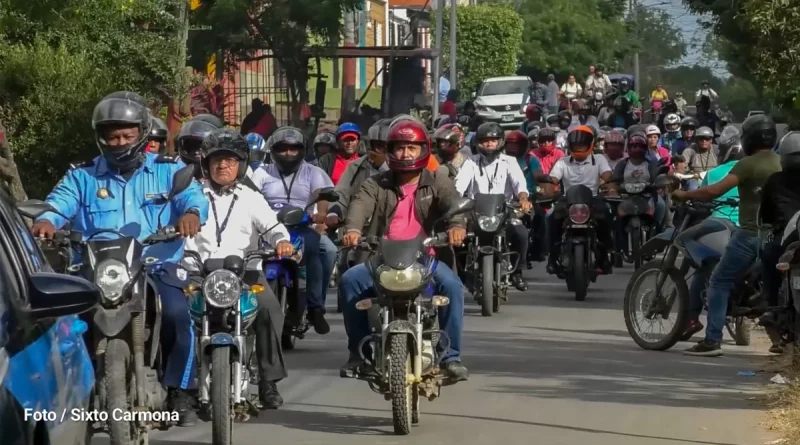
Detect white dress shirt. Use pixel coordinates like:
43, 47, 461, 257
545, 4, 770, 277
454, 153, 528, 199
549, 154, 612, 195
184, 183, 291, 266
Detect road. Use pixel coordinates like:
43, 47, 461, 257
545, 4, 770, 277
95, 265, 776, 445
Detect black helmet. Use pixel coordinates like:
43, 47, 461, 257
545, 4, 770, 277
91, 91, 152, 171
268, 126, 307, 173
367, 118, 393, 151
680, 117, 698, 131
177, 115, 223, 165
537, 127, 556, 142
149, 117, 168, 141
475, 122, 505, 163
200, 129, 250, 184
741, 114, 777, 155
546, 114, 559, 127
778, 132, 800, 171
313, 132, 336, 149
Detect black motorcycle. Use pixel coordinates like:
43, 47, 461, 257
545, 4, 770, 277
17, 165, 196, 445
461, 193, 522, 316
554, 185, 604, 301
762, 217, 800, 353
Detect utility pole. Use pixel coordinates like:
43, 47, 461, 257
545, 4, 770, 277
630, 0, 640, 96
432, 0, 445, 122
449, 0, 457, 88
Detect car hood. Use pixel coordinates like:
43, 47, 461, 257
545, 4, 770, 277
475, 94, 525, 108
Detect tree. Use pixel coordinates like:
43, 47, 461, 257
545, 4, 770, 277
0, 0, 184, 199
513, 0, 627, 80
622, 3, 687, 91
190, 0, 361, 125
435, 4, 523, 93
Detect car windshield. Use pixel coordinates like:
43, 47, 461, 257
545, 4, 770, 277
480, 80, 531, 96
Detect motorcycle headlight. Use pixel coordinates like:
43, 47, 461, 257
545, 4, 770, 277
478, 215, 503, 232
624, 182, 647, 194
96, 259, 131, 303
377, 263, 426, 292
202, 270, 242, 308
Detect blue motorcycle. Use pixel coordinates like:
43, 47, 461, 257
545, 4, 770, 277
264, 188, 339, 350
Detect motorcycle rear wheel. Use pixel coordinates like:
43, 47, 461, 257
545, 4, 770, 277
211, 347, 232, 445
389, 334, 413, 435
734, 317, 751, 346
481, 255, 493, 317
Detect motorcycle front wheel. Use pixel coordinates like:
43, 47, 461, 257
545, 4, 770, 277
389, 334, 414, 435
481, 255, 494, 317
105, 338, 135, 445
211, 347, 232, 445
571, 244, 588, 301
624, 261, 689, 350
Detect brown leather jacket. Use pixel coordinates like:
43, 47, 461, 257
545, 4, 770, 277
345, 168, 466, 238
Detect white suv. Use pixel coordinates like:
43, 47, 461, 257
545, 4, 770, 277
472, 76, 532, 129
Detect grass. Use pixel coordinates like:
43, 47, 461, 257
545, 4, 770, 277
763, 348, 800, 444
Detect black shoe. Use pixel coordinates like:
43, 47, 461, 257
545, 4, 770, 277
442, 361, 469, 381
511, 273, 527, 291
682, 339, 723, 357
340, 353, 364, 378
258, 381, 284, 409
546, 256, 559, 275
167, 388, 198, 426
307, 308, 330, 335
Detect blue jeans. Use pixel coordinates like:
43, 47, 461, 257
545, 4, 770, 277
675, 218, 732, 320
705, 229, 761, 343
339, 262, 465, 364
297, 227, 337, 310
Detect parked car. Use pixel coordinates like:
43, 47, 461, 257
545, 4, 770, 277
0, 188, 99, 445
471, 76, 532, 129
747, 110, 765, 118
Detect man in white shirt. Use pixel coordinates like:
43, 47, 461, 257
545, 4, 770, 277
185, 129, 295, 410
543, 126, 615, 274
454, 122, 533, 290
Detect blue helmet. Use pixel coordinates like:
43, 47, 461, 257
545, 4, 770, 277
336, 122, 361, 140
245, 132, 269, 165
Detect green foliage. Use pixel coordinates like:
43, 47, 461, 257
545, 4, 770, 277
0, 0, 184, 197
514, 0, 627, 79
623, 4, 686, 75
435, 4, 523, 93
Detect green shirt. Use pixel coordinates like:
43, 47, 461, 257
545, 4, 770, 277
701, 161, 739, 225
729, 150, 782, 232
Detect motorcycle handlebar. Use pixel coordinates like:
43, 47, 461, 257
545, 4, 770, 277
143, 226, 180, 245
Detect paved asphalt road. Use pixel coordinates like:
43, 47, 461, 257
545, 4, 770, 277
94, 264, 778, 445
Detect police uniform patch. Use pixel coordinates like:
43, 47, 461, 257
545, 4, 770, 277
69, 160, 95, 170
97, 188, 109, 199
155, 154, 179, 163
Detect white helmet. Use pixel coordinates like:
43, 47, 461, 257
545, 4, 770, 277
664, 113, 680, 132
645, 125, 661, 136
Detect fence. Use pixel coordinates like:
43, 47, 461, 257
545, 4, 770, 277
222, 51, 291, 128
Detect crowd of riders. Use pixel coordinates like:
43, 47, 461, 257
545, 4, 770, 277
12, 77, 798, 431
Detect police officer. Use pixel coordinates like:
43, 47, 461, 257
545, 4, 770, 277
30, 91, 209, 426
176, 113, 224, 179
148, 117, 168, 153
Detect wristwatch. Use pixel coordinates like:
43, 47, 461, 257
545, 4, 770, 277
184, 208, 200, 217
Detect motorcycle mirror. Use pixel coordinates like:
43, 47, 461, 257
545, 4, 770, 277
277, 207, 305, 226
169, 164, 196, 199
654, 174, 677, 189
656, 165, 670, 176
657, 157, 670, 166
16, 199, 58, 220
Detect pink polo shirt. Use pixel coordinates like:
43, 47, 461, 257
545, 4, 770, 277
385, 183, 423, 241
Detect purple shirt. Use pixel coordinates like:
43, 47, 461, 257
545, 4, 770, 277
251, 161, 333, 209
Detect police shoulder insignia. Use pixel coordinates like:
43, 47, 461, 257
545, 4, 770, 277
69, 160, 95, 170
155, 154, 179, 163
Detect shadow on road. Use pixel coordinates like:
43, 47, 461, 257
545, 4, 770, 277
248, 408, 395, 435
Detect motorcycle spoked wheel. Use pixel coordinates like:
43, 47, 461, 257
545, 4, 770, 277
389, 334, 414, 435
624, 261, 690, 350
105, 338, 137, 445
211, 347, 233, 445
481, 255, 494, 317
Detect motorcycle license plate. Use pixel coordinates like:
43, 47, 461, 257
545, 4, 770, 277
502, 114, 514, 122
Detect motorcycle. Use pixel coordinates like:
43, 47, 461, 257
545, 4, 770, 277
624, 199, 762, 350
591, 90, 605, 116
554, 185, 605, 301
264, 187, 340, 350
183, 207, 302, 445
462, 193, 522, 316
761, 212, 800, 352
650, 99, 664, 123
17, 165, 196, 445
341, 199, 474, 435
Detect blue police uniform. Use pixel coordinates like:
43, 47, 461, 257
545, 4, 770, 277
40, 152, 209, 389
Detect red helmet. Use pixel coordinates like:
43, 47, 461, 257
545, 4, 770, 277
386, 119, 431, 172
525, 104, 541, 121
504, 130, 528, 156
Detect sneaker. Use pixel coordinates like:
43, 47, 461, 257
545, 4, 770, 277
167, 388, 198, 426
307, 308, 330, 335
683, 339, 723, 357
442, 361, 469, 381
340, 353, 365, 378
258, 381, 284, 409
679, 320, 704, 341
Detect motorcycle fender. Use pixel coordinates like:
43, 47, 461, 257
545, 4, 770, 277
570, 237, 588, 244
479, 245, 495, 256
639, 229, 674, 258
203, 333, 240, 358
626, 216, 641, 231
385, 320, 420, 355
93, 304, 132, 338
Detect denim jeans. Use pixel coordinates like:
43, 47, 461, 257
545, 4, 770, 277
339, 262, 465, 364
705, 229, 762, 343
297, 226, 337, 310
